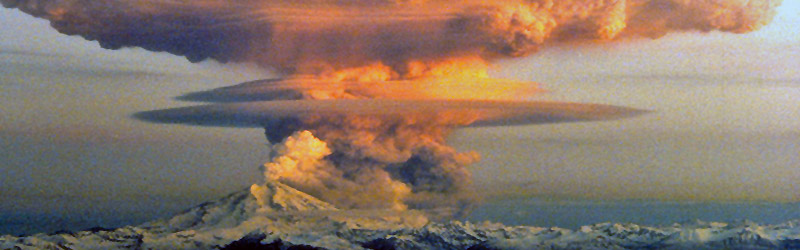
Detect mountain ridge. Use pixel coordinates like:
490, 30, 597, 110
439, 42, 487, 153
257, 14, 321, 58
2, 181, 799, 250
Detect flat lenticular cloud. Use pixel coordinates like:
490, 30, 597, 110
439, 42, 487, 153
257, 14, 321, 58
133, 99, 648, 128
3, 0, 782, 215
176, 74, 543, 102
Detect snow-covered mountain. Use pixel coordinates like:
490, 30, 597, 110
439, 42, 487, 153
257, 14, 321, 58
2, 182, 799, 250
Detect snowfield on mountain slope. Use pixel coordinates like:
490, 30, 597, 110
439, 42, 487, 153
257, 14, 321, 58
2, 182, 800, 250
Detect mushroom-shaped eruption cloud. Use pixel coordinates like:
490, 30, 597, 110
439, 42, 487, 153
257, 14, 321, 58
3, 0, 781, 215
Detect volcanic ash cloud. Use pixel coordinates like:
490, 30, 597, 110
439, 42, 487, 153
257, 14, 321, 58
257, 116, 478, 212
4, 0, 782, 214
1, 0, 782, 75
136, 98, 646, 213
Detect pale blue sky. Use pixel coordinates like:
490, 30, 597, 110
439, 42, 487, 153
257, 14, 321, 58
1, 2, 799, 233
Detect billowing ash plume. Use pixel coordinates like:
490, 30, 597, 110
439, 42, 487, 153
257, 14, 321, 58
259, 116, 479, 212
1, 0, 782, 75
5, 0, 781, 214
250, 128, 474, 212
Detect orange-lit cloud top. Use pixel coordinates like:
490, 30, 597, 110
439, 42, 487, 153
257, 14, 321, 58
2, 0, 782, 77
176, 59, 542, 101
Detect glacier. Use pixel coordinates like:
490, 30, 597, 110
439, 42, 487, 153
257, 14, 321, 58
2, 182, 799, 250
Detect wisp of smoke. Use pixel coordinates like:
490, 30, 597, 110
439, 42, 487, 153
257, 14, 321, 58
4, 0, 782, 215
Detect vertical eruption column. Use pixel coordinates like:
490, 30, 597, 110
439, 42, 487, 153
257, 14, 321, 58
257, 114, 480, 214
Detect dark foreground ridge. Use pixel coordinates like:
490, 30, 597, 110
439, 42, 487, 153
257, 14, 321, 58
2, 183, 799, 250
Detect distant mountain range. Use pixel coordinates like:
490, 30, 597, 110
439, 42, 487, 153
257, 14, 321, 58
2, 181, 799, 250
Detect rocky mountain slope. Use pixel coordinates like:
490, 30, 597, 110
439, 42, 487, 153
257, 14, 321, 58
2, 182, 799, 250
